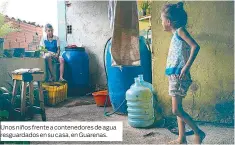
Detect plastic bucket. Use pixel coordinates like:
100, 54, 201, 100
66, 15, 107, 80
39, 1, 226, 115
92, 90, 111, 107
13, 48, 25, 57
24, 51, 35, 57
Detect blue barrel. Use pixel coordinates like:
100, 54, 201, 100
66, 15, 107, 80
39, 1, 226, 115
62, 47, 89, 96
105, 36, 152, 114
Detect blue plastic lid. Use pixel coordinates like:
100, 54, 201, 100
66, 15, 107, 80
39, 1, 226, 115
65, 47, 85, 51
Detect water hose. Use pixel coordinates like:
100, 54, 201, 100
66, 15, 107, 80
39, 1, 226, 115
103, 37, 126, 117
146, 27, 152, 54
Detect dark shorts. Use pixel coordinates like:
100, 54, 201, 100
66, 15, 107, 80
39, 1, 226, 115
43, 52, 64, 63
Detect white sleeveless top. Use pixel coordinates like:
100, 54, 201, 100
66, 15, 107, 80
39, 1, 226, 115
165, 28, 191, 75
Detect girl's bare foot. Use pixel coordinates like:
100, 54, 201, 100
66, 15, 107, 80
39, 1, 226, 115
168, 137, 187, 144
194, 130, 206, 144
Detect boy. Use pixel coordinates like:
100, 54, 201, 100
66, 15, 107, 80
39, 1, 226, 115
40, 23, 65, 82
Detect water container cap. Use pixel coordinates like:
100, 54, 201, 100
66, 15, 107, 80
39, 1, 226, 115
134, 77, 141, 85
138, 74, 144, 81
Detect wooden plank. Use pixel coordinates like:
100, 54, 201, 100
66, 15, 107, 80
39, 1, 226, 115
12, 72, 44, 81
139, 16, 151, 21
12, 74, 33, 81
12, 74, 23, 80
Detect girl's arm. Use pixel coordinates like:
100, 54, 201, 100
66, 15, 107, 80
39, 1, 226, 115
178, 27, 200, 78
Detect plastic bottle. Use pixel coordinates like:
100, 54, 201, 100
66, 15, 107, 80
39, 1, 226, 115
126, 78, 155, 128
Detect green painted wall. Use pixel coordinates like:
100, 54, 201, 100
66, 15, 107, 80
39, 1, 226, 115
139, 20, 150, 31
151, 1, 234, 124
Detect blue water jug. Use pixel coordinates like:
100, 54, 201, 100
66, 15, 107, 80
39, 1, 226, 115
137, 75, 164, 122
136, 74, 159, 119
126, 78, 155, 128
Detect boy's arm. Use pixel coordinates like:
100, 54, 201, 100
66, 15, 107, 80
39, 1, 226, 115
39, 37, 46, 55
40, 37, 44, 47
57, 46, 60, 58
178, 27, 200, 78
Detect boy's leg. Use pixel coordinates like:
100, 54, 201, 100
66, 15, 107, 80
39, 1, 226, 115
172, 96, 205, 144
59, 56, 65, 81
44, 54, 55, 81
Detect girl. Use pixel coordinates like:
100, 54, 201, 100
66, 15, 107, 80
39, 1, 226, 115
161, 2, 206, 144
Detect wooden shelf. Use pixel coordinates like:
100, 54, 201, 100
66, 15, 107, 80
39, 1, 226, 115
139, 16, 151, 21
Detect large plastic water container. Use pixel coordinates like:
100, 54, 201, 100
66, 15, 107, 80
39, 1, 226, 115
126, 78, 154, 128
105, 36, 152, 114
62, 47, 89, 95
134, 74, 159, 120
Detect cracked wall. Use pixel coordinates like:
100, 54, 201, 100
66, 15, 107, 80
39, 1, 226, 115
151, 1, 234, 124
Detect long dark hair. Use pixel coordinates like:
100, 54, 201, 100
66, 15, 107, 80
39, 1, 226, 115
161, 2, 188, 29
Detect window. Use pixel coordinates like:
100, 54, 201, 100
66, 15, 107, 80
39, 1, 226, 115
67, 25, 72, 34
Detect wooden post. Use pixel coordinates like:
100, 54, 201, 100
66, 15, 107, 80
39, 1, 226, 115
20, 81, 27, 120
11, 80, 18, 105
29, 82, 34, 107
38, 81, 46, 121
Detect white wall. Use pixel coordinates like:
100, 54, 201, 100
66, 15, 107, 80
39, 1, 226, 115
65, 1, 112, 89
57, 0, 67, 53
